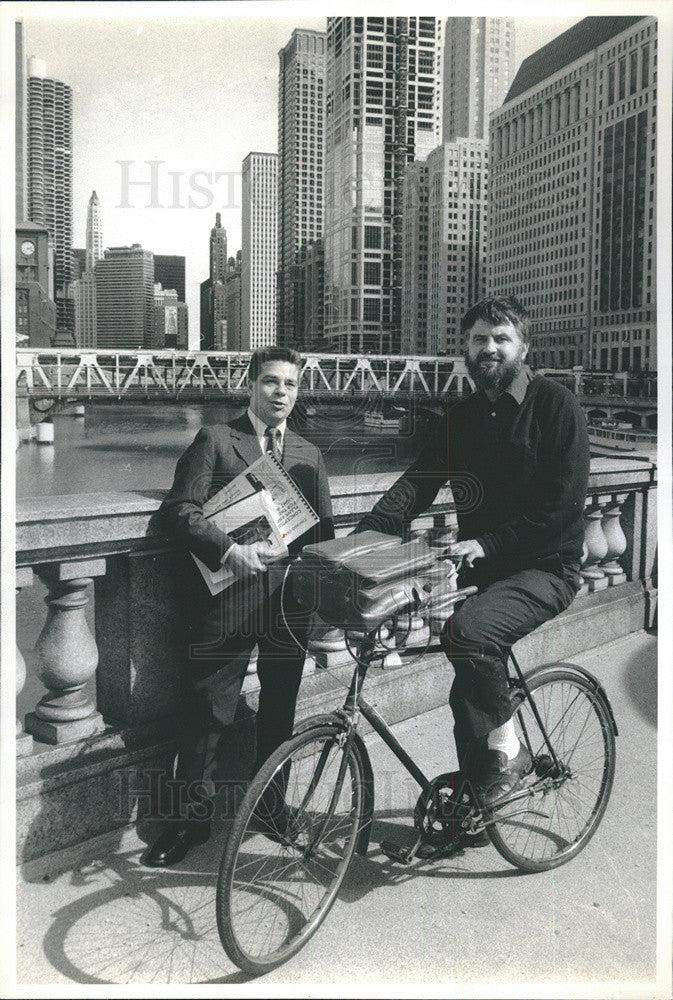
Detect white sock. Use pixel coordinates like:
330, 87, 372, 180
487, 719, 520, 759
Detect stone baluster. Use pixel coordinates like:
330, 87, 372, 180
25, 560, 107, 744
16, 567, 34, 756
580, 502, 609, 592
599, 493, 628, 585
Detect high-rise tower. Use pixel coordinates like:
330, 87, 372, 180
242, 152, 278, 350
95, 244, 155, 350
324, 17, 442, 353
210, 212, 227, 283
27, 57, 73, 334
85, 190, 103, 272
443, 18, 515, 142
277, 29, 326, 348
16, 21, 26, 221
489, 15, 656, 371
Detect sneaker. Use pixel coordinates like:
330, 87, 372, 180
468, 741, 532, 810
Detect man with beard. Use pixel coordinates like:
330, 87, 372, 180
356, 296, 589, 814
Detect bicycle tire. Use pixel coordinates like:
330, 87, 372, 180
488, 666, 616, 873
216, 723, 367, 975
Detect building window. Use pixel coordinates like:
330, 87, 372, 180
364, 226, 381, 249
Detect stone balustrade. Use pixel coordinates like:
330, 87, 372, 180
16, 457, 656, 746
15, 457, 657, 863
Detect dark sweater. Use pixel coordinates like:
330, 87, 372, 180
357, 372, 590, 573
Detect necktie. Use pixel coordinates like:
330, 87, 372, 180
264, 426, 282, 464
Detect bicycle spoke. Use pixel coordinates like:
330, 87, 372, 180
489, 670, 615, 872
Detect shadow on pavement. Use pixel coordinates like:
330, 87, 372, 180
622, 632, 657, 726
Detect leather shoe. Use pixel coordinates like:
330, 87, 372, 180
143, 820, 211, 867
469, 741, 532, 810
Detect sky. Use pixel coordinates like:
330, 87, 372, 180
8, 3, 631, 343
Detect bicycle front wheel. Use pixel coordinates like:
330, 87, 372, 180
488, 667, 616, 873
216, 723, 367, 976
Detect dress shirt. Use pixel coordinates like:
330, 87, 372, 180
247, 407, 287, 457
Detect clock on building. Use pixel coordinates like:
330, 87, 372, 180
20, 240, 35, 257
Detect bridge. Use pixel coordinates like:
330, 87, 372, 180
15, 348, 657, 423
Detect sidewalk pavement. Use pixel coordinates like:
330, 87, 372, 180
14, 629, 668, 996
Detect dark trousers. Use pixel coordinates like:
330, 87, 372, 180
174, 563, 310, 811
440, 562, 580, 775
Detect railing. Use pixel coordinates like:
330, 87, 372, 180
16, 458, 657, 750
16, 349, 657, 404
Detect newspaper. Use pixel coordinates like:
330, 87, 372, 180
193, 453, 319, 595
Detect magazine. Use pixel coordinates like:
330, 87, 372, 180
192, 453, 320, 595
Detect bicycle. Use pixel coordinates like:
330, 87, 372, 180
215, 580, 618, 976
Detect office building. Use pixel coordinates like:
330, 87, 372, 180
489, 15, 656, 370
154, 255, 186, 303
154, 284, 179, 349
70, 270, 97, 348
27, 57, 73, 333
200, 215, 227, 348
401, 141, 488, 356
71, 248, 87, 281
443, 18, 515, 142
428, 141, 488, 354
95, 244, 155, 349
277, 29, 326, 347
209, 214, 227, 284
86, 190, 103, 271
400, 162, 429, 355
324, 17, 442, 353
225, 272, 242, 353
295, 240, 325, 349
16, 222, 56, 347
241, 152, 278, 350
16, 21, 26, 221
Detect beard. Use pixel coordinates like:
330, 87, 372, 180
465, 351, 525, 394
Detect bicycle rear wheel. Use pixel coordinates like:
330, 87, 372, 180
488, 667, 616, 873
216, 723, 366, 976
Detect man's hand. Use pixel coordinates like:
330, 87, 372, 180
225, 540, 276, 579
449, 538, 486, 569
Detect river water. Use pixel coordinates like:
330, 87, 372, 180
16, 401, 427, 499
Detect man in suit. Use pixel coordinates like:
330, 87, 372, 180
356, 296, 589, 815
145, 346, 334, 866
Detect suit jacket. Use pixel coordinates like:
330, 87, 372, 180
161, 413, 334, 609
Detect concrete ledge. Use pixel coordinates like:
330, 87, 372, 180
16, 581, 653, 867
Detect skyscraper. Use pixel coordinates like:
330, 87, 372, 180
85, 190, 103, 271
426, 140, 488, 355
95, 245, 155, 350
200, 215, 227, 349
241, 152, 278, 350
401, 140, 488, 356
324, 17, 443, 353
277, 29, 326, 347
489, 15, 656, 371
400, 17, 512, 355
154, 255, 186, 303
27, 57, 73, 334
71, 270, 97, 349
209, 213, 227, 283
443, 18, 515, 142
16, 21, 26, 221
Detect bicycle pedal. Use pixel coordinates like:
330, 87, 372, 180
380, 839, 419, 865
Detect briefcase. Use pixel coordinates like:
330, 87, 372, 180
291, 530, 442, 631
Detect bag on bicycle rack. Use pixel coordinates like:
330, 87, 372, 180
291, 530, 455, 631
